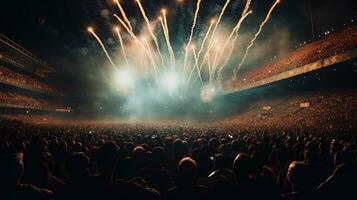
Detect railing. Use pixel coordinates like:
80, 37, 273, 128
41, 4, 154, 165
0, 103, 70, 112
0, 33, 54, 72
222, 48, 357, 95
0, 76, 56, 96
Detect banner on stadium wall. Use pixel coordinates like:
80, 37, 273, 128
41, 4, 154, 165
55, 108, 71, 113
263, 106, 272, 111
300, 102, 310, 108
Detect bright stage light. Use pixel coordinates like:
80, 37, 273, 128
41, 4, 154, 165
114, 68, 136, 94
162, 72, 179, 92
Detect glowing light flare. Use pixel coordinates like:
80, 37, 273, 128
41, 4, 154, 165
115, 68, 136, 95
162, 72, 180, 92
200, 85, 216, 103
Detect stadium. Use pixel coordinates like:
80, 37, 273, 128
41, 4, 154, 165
0, 0, 356, 199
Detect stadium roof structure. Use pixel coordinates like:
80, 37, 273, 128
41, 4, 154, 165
222, 24, 357, 95
0, 33, 55, 78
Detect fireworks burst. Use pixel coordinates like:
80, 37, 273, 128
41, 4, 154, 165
88, 0, 281, 99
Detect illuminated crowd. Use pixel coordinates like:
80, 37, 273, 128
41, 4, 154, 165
0, 65, 58, 94
233, 25, 357, 88
223, 89, 357, 130
0, 122, 356, 199
0, 91, 62, 111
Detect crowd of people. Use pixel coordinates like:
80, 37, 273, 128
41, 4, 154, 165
0, 65, 57, 94
0, 121, 356, 200
223, 89, 357, 131
232, 24, 357, 89
0, 91, 63, 111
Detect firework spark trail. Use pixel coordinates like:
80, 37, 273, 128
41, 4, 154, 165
183, 0, 203, 77
115, 0, 133, 31
234, 0, 280, 78
135, 0, 165, 68
197, 20, 214, 60
88, 28, 117, 71
199, 0, 231, 68
212, 47, 220, 73
215, 11, 252, 80
192, 47, 203, 85
242, 0, 252, 20
185, 49, 200, 90
115, 28, 129, 66
144, 39, 160, 78
162, 10, 176, 71
159, 17, 172, 66
114, 14, 158, 74
220, 0, 252, 72
207, 53, 213, 83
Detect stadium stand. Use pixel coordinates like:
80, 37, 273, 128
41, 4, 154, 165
0, 34, 67, 114
229, 24, 357, 91
223, 89, 357, 130
0, 64, 57, 94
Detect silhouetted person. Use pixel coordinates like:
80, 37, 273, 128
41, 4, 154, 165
140, 146, 173, 195
283, 161, 315, 200
232, 153, 258, 199
315, 163, 357, 200
167, 157, 207, 200
0, 155, 51, 199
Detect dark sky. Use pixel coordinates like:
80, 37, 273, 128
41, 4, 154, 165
0, 0, 356, 96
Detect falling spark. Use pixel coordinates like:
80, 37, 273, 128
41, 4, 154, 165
114, 14, 158, 73
192, 46, 203, 85
199, 0, 232, 69
183, 0, 203, 76
228, 0, 252, 64
242, 0, 252, 20
114, 0, 133, 31
197, 19, 215, 60
88, 27, 117, 71
135, 0, 165, 68
207, 53, 213, 83
206, 0, 232, 52
161, 9, 176, 70
215, 11, 252, 80
186, 45, 202, 88
115, 27, 129, 66
144, 39, 160, 78
234, 0, 280, 78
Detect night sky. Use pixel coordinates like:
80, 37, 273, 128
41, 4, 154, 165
0, 0, 356, 96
